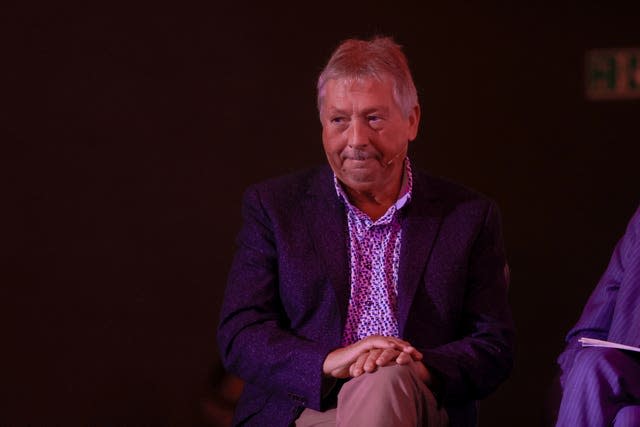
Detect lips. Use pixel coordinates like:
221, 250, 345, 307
342, 149, 378, 161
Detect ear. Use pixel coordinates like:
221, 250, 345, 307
407, 104, 421, 141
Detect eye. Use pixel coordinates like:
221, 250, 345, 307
367, 115, 384, 128
330, 116, 346, 125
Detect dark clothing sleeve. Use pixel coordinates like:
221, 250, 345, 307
557, 205, 640, 387
217, 185, 334, 412
419, 201, 515, 403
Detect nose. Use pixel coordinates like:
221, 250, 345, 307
347, 119, 370, 148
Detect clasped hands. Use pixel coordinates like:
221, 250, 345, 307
322, 335, 430, 384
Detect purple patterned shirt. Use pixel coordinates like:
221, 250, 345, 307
335, 159, 413, 345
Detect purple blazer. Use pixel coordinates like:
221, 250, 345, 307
218, 165, 515, 426
558, 205, 640, 386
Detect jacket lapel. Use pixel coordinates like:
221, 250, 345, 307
302, 167, 351, 327
300, 167, 444, 336
397, 173, 444, 335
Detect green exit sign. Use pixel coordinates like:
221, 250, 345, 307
586, 48, 640, 100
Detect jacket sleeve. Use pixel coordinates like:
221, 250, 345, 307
557, 205, 640, 387
217, 185, 334, 411
421, 201, 515, 403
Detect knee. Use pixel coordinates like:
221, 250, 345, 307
344, 363, 419, 395
354, 363, 414, 388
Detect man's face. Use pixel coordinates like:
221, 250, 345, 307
320, 77, 420, 195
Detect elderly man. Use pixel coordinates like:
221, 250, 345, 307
556, 206, 640, 426
218, 36, 514, 426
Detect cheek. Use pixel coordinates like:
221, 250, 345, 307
324, 147, 343, 165
379, 130, 407, 151
322, 133, 344, 155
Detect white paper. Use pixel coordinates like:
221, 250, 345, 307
578, 337, 640, 353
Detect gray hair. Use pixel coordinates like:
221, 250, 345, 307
317, 36, 419, 117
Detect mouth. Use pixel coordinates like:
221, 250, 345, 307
351, 152, 373, 161
344, 156, 376, 164
342, 158, 378, 171
342, 150, 378, 161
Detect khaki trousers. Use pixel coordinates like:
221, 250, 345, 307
295, 363, 448, 427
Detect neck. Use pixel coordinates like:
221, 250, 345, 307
348, 193, 394, 221
344, 177, 402, 221
338, 158, 407, 220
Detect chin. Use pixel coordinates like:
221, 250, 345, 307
341, 168, 380, 181
342, 177, 378, 193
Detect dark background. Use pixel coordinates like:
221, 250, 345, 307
4, 3, 640, 425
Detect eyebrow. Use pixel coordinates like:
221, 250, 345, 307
325, 107, 348, 116
362, 106, 389, 116
325, 106, 390, 116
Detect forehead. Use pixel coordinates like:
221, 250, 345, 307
323, 76, 396, 107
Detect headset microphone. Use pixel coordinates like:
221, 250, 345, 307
385, 150, 405, 166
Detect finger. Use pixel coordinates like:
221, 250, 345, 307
357, 336, 418, 359
344, 339, 378, 363
323, 347, 349, 375
392, 340, 418, 352
348, 361, 357, 377
363, 349, 382, 372
367, 335, 411, 347
395, 351, 412, 365
360, 336, 401, 351
382, 336, 412, 349
402, 346, 423, 360
350, 352, 369, 377
376, 348, 400, 366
